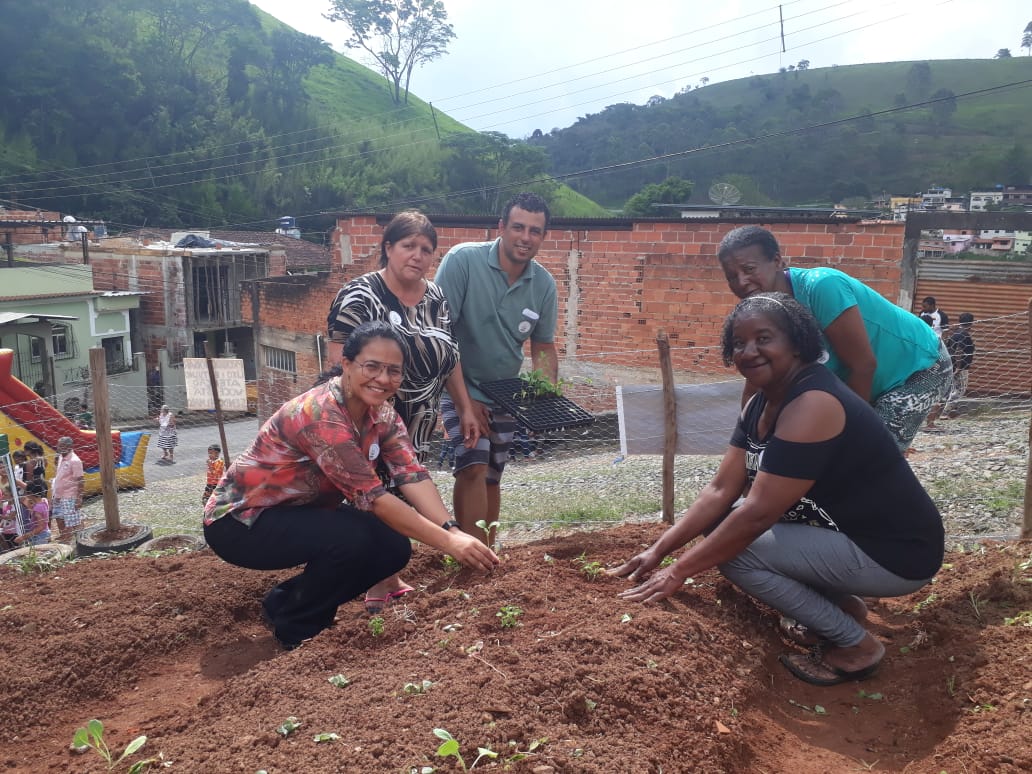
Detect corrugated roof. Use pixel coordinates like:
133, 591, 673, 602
124, 228, 330, 268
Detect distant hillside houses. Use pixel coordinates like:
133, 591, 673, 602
892, 185, 1032, 222
918, 227, 1032, 258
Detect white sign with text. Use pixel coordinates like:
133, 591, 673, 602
183, 358, 247, 411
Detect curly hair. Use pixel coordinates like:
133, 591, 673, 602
717, 225, 782, 263
501, 192, 551, 231
720, 292, 823, 367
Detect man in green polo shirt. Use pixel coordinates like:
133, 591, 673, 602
435, 192, 559, 542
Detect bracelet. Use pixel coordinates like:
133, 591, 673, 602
441, 519, 461, 531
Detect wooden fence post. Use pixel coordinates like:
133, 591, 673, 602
1023, 300, 1032, 540
88, 348, 120, 530
657, 329, 677, 525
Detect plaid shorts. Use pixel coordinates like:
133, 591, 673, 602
53, 497, 84, 528
872, 340, 953, 451
440, 395, 517, 484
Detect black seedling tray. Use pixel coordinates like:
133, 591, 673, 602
480, 378, 595, 433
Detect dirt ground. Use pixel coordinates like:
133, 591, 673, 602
1, 524, 1029, 773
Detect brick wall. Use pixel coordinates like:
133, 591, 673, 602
248, 216, 905, 418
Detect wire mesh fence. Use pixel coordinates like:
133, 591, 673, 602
5, 310, 1029, 544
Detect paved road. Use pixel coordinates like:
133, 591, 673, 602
144, 416, 260, 482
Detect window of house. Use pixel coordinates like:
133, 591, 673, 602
29, 325, 72, 361
264, 346, 296, 374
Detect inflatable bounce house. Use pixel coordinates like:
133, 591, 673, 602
0, 349, 148, 495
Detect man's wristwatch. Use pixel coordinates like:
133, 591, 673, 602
441, 519, 461, 531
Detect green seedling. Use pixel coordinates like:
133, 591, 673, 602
16, 547, 63, 575
946, 675, 957, 697
620, 613, 632, 623
368, 616, 385, 636
912, 593, 938, 613
403, 679, 434, 694
505, 738, 546, 762
572, 552, 605, 580
71, 719, 153, 772
276, 717, 302, 737
328, 674, 350, 688
496, 605, 523, 628
857, 689, 883, 701
787, 699, 826, 714
1003, 610, 1032, 626
434, 728, 499, 771
659, 555, 676, 568
474, 519, 499, 546
517, 368, 566, 400
313, 732, 339, 743
441, 555, 460, 574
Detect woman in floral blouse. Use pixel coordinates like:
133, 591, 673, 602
203, 321, 498, 650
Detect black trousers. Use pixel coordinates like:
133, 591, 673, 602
204, 505, 411, 646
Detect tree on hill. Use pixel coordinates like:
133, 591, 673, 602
326, 0, 455, 104
622, 177, 693, 216
995, 48, 1012, 58
1022, 21, 1032, 55
930, 88, 957, 124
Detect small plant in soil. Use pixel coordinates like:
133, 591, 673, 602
403, 679, 434, 694
441, 554, 460, 574
276, 717, 302, 737
16, 547, 63, 575
573, 552, 605, 580
659, 555, 676, 568
313, 732, 340, 743
1003, 610, 1032, 626
71, 719, 154, 772
496, 604, 523, 628
328, 674, 350, 688
474, 519, 499, 546
432, 728, 498, 771
368, 616, 385, 636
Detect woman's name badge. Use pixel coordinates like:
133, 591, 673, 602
388, 311, 402, 326
368, 443, 380, 461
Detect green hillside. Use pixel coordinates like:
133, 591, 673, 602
533, 58, 1032, 208
0, 1, 605, 232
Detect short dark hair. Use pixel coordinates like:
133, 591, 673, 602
721, 292, 823, 366
958, 312, 974, 325
718, 226, 782, 263
208, 444, 221, 453
379, 210, 437, 268
501, 192, 551, 231
920, 313, 934, 326
25, 480, 47, 498
24, 441, 43, 455
12, 450, 26, 461
342, 320, 407, 367
922, 296, 937, 306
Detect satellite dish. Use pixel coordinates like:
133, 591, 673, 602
708, 182, 742, 206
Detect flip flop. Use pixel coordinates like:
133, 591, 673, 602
364, 587, 414, 614
779, 652, 882, 687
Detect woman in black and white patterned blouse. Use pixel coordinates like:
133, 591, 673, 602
328, 211, 483, 611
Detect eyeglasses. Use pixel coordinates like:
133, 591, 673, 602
355, 360, 404, 382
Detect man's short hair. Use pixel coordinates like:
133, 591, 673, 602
922, 296, 937, 306
958, 312, 974, 324
57, 436, 73, 449
25, 480, 47, 497
501, 192, 551, 231
208, 444, 222, 453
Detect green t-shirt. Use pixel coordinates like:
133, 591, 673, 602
788, 267, 940, 399
435, 239, 558, 404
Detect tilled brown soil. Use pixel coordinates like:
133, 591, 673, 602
1, 525, 1029, 773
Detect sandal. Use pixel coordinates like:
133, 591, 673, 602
779, 651, 881, 686
364, 587, 413, 615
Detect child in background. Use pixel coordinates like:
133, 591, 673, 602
1, 486, 20, 552
23, 441, 48, 498
203, 444, 224, 505
15, 481, 51, 546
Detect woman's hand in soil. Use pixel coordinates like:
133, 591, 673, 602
608, 547, 661, 582
447, 531, 499, 573
617, 567, 682, 604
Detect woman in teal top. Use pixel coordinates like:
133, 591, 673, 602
717, 226, 952, 450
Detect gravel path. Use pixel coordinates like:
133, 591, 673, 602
82, 406, 1027, 543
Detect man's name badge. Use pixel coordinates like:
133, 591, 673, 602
368, 443, 380, 461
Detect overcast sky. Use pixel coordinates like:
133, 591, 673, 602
251, 0, 1031, 138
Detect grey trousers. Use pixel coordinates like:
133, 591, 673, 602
719, 523, 933, 647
